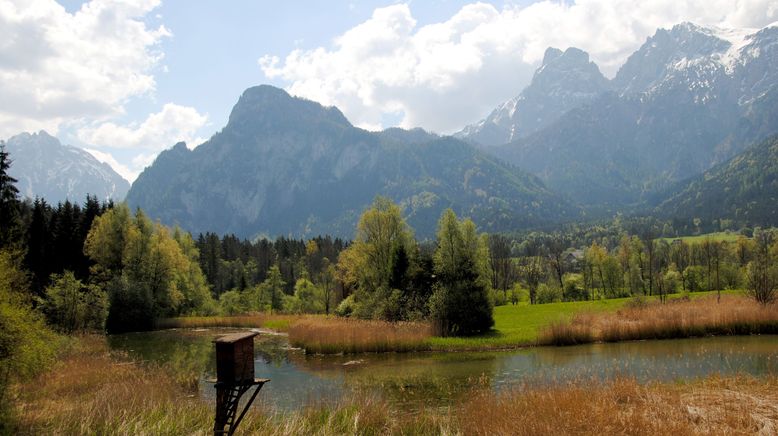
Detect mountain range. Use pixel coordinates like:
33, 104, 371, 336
125, 86, 578, 238
470, 23, 778, 209
3, 131, 129, 204
6, 21, 778, 238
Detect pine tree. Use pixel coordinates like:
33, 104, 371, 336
0, 144, 21, 248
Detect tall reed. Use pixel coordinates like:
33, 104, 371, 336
540, 295, 778, 345
458, 375, 778, 435
155, 314, 301, 332
288, 318, 433, 354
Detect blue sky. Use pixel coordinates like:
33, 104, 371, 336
2, 0, 775, 181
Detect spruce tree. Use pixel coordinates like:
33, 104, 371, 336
0, 144, 21, 247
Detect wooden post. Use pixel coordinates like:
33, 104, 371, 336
211, 331, 269, 435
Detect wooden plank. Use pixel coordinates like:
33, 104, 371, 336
213, 331, 258, 344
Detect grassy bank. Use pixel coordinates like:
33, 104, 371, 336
540, 295, 778, 345
158, 291, 746, 353
10, 335, 778, 435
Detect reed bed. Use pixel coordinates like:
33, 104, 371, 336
539, 295, 778, 345
155, 314, 303, 332
459, 375, 778, 435
288, 318, 433, 354
10, 335, 451, 435
12, 335, 778, 435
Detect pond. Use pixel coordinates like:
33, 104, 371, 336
108, 330, 778, 413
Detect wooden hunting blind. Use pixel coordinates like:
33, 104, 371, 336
210, 331, 269, 435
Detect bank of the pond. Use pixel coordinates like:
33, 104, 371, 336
157, 290, 749, 354
541, 294, 778, 346
11, 335, 778, 435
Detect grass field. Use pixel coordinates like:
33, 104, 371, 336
428, 298, 628, 350
659, 231, 743, 244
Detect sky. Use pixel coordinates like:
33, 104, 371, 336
1, 0, 777, 182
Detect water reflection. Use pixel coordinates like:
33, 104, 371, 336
108, 331, 778, 413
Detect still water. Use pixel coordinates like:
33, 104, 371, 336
108, 330, 778, 412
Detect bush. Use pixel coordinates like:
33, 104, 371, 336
562, 274, 588, 301
41, 271, 108, 332
219, 290, 247, 315
684, 266, 706, 292
0, 251, 62, 430
489, 288, 507, 306
335, 294, 357, 317
662, 269, 681, 294
509, 284, 528, 304
536, 283, 562, 304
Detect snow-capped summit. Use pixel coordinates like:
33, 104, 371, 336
457, 46, 609, 147
4, 131, 129, 203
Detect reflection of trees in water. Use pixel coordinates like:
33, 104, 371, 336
109, 331, 778, 412
496, 336, 778, 389
289, 351, 501, 408
107, 330, 216, 380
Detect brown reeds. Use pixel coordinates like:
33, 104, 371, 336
155, 314, 302, 332
11, 335, 778, 435
458, 375, 778, 435
10, 335, 451, 435
540, 295, 778, 345
288, 318, 433, 354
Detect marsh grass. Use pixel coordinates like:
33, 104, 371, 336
12, 335, 778, 435
155, 314, 302, 332
459, 375, 778, 435
10, 335, 452, 435
288, 318, 433, 354
540, 295, 778, 345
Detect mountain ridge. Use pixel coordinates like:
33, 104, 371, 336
4, 131, 129, 203
126, 86, 579, 239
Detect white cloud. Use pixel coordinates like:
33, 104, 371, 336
0, 0, 170, 138
84, 147, 136, 182
78, 103, 208, 182
77, 103, 208, 151
260, 1, 778, 133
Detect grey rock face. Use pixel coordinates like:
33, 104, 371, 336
126, 86, 579, 238
4, 131, 129, 203
458, 47, 610, 146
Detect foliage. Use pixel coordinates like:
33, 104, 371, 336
562, 273, 588, 301
536, 283, 563, 304
746, 231, 778, 305
218, 290, 247, 315
429, 209, 493, 336
84, 204, 215, 332
0, 250, 61, 429
40, 271, 108, 332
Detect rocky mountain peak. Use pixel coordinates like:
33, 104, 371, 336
4, 131, 129, 203
457, 46, 608, 146
226, 85, 351, 134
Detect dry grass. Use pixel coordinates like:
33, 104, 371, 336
288, 318, 433, 354
155, 313, 303, 332
10, 335, 451, 435
10, 335, 778, 435
459, 375, 778, 435
540, 295, 778, 345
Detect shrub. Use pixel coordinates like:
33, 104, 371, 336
40, 271, 108, 332
562, 273, 588, 301
536, 283, 562, 304
218, 290, 247, 315
335, 294, 356, 317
